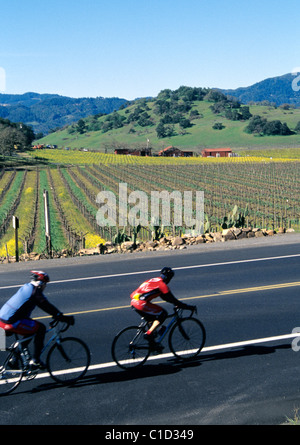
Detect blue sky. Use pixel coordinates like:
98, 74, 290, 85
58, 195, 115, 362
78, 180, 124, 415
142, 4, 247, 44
0, 0, 299, 99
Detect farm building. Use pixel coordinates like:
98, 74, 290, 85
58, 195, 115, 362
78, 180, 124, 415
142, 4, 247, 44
201, 148, 232, 158
114, 148, 151, 156
158, 146, 193, 157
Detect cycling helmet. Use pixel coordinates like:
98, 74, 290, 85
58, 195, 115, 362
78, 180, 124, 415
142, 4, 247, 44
31, 270, 50, 284
160, 267, 174, 282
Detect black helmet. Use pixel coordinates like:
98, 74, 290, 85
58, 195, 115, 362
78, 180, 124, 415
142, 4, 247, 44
160, 267, 174, 282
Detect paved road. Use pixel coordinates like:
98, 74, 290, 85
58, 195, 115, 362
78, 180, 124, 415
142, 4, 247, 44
0, 233, 299, 426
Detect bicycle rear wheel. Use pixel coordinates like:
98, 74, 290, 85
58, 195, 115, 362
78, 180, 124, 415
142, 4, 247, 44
169, 317, 206, 360
46, 337, 90, 384
112, 326, 150, 370
0, 349, 23, 396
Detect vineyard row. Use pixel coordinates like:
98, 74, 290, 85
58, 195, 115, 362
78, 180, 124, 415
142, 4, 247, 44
0, 161, 299, 257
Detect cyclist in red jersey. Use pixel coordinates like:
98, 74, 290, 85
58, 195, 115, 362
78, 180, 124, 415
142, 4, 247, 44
130, 267, 195, 350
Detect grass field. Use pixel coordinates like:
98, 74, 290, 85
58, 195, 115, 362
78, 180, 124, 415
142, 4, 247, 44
29, 147, 300, 165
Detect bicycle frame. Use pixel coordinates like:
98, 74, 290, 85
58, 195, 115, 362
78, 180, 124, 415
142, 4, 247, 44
135, 308, 191, 344
7, 321, 68, 366
155, 311, 180, 343
155, 307, 196, 343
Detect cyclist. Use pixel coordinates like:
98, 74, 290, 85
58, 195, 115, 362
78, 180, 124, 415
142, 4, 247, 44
130, 267, 195, 350
0, 270, 74, 369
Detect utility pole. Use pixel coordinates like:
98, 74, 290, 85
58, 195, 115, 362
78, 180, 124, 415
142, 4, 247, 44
12, 216, 19, 262
43, 190, 51, 255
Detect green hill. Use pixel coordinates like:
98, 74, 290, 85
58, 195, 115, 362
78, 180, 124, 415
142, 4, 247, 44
38, 87, 300, 153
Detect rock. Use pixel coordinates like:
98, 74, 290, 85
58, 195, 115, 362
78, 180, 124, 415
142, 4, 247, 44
232, 228, 242, 237
237, 231, 248, 239
195, 235, 205, 244
242, 227, 252, 233
172, 236, 186, 246
222, 230, 235, 241
204, 233, 214, 242
146, 240, 158, 249
213, 232, 223, 242
121, 241, 135, 251
254, 230, 265, 237
266, 230, 276, 236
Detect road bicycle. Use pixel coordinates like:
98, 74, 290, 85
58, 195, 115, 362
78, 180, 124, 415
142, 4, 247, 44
0, 319, 91, 396
111, 306, 206, 370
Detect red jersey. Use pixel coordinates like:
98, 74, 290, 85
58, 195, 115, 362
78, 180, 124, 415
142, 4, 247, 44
131, 277, 170, 303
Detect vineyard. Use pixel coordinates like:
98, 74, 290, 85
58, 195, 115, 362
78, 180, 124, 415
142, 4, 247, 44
0, 151, 299, 259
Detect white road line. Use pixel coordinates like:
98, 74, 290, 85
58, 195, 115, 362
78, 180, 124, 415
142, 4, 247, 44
27, 331, 300, 382
1, 253, 299, 290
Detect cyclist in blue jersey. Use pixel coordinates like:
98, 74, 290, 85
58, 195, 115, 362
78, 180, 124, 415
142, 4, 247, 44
0, 270, 74, 368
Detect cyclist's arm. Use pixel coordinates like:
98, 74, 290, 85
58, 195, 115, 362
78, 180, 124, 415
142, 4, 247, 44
161, 291, 191, 309
33, 288, 62, 318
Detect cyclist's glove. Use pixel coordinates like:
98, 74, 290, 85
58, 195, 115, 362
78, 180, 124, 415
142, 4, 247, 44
55, 313, 75, 325
184, 304, 196, 312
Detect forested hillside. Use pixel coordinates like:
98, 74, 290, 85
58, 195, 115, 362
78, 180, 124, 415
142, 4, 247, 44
0, 92, 128, 134
221, 73, 300, 106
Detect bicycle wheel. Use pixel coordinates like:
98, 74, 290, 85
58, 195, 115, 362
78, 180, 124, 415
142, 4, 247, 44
169, 317, 206, 360
0, 349, 23, 396
46, 337, 90, 384
112, 326, 150, 370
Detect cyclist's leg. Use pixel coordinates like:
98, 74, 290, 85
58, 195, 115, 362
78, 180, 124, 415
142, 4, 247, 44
11, 319, 46, 363
132, 302, 167, 352
132, 301, 167, 335
143, 304, 167, 336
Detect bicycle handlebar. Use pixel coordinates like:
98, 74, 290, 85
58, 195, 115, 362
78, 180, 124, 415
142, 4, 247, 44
49, 318, 72, 333
172, 305, 197, 318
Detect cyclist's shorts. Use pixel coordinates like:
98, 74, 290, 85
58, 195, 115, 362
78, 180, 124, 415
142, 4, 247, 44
0, 319, 40, 335
131, 299, 164, 316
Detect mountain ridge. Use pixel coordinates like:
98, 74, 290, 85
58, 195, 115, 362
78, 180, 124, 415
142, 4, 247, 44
221, 73, 300, 106
1, 73, 300, 135
0, 92, 128, 134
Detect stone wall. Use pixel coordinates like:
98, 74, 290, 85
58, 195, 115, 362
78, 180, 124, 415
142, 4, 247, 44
0, 227, 295, 263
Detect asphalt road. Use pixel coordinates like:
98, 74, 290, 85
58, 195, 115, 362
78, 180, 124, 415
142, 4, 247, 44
0, 233, 300, 427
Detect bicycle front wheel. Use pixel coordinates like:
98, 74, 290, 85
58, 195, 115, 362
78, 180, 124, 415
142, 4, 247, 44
46, 337, 90, 384
0, 349, 23, 396
112, 326, 150, 370
169, 317, 206, 360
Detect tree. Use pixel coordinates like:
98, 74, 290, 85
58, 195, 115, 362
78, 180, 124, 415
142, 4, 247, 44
245, 115, 267, 135
0, 126, 27, 155
155, 122, 175, 138
156, 122, 166, 138
239, 106, 252, 120
245, 115, 293, 136
179, 117, 192, 129
212, 122, 225, 130
77, 119, 86, 134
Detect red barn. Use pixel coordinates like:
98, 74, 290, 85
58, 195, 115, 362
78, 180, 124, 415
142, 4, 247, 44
201, 148, 232, 158
158, 146, 193, 157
